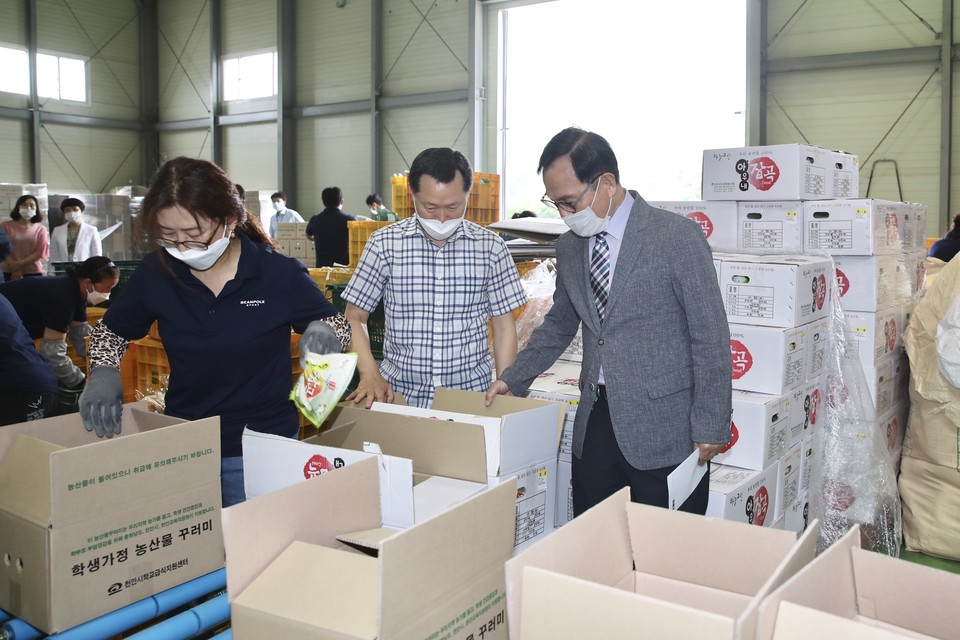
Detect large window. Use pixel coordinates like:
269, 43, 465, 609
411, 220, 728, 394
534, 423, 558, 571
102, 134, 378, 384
0, 45, 87, 102
223, 51, 277, 101
498, 0, 747, 217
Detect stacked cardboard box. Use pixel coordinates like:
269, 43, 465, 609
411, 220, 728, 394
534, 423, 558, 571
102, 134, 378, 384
243, 189, 276, 232
275, 221, 310, 266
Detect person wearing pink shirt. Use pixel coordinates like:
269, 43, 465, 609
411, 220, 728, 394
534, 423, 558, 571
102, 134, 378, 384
1, 195, 50, 281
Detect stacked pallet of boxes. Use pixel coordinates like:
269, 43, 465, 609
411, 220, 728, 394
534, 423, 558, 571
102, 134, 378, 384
0, 183, 48, 216
243, 189, 276, 232
275, 221, 310, 266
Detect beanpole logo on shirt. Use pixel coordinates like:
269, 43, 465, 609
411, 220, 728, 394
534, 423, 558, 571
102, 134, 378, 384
685, 211, 714, 239
303, 454, 345, 478
736, 156, 780, 192
240, 299, 266, 307
835, 268, 850, 298
730, 340, 753, 379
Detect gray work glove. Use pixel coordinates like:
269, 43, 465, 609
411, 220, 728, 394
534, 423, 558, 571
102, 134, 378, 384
79, 366, 123, 438
299, 320, 342, 369
67, 323, 93, 357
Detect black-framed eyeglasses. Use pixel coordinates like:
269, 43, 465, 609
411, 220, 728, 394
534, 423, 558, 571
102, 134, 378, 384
156, 223, 224, 251
541, 176, 601, 214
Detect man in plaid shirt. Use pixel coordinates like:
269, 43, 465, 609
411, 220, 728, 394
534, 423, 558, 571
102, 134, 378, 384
342, 148, 527, 408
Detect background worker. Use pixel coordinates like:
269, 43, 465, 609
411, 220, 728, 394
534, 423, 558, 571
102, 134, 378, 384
486, 127, 731, 517
78, 157, 350, 507
343, 147, 526, 408
365, 193, 396, 222
268, 191, 304, 239
1, 194, 49, 281
928, 213, 960, 263
0, 256, 119, 395
50, 197, 103, 263
0, 233, 59, 425
306, 186, 355, 267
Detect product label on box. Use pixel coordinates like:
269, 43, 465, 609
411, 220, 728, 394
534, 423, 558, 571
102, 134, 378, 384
514, 464, 550, 548
807, 220, 854, 250
746, 481, 771, 526
739, 156, 779, 192
726, 285, 776, 321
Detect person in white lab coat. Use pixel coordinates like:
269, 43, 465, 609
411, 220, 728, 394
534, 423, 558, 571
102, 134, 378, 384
50, 197, 102, 263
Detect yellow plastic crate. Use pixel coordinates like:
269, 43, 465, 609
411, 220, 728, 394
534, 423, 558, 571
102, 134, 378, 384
348, 220, 393, 267
133, 337, 170, 393
391, 172, 501, 226
308, 267, 354, 301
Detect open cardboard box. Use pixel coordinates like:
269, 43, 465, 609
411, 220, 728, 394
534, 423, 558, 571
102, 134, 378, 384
756, 524, 960, 639
505, 488, 819, 640
0, 403, 223, 633
244, 403, 490, 528
772, 601, 915, 640
367, 387, 564, 553
224, 457, 517, 640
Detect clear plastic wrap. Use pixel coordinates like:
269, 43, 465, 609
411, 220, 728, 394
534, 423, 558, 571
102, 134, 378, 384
515, 259, 557, 351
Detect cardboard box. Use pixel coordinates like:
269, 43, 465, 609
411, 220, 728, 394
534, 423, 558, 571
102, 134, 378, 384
787, 378, 823, 447
834, 255, 912, 312
225, 459, 517, 640
365, 388, 563, 554
772, 601, 916, 639
720, 255, 832, 327
802, 199, 910, 255
804, 318, 830, 381
715, 391, 791, 471
553, 458, 573, 529
858, 351, 909, 417
736, 201, 804, 253
729, 324, 807, 395
756, 525, 960, 639
896, 202, 928, 253
843, 307, 904, 370
242, 424, 487, 529
830, 150, 861, 199
647, 200, 738, 251
799, 435, 818, 496
702, 144, 832, 201
505, 488, 819, 640
0, 405, 223, 633
777, 443, 802, 521
782, 493, 811, 537
707, 462, 781, 527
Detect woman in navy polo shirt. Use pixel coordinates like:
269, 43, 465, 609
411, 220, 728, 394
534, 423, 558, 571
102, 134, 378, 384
79, 157, 350, 507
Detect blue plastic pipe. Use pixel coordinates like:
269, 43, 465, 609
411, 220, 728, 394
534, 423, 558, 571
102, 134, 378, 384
1, 568, 227, 640
210, 630, 233, 640
124, 593, 229, 640
0, 610, 11, 624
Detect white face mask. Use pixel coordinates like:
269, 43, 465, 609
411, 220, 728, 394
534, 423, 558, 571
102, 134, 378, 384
415, 198, 466, 241
272, 201, 284, 212
19, 207, 34, 218
66, 211, 84, 224
87, 289, 110, 305
164, 226, 232, 271
561, 178, 613, 237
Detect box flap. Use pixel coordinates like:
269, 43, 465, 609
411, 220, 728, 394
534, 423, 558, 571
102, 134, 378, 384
232, 540, 379, 639
628, 502, 797, 595
633, 572, 753, 619
377, 479, 517, 637
335, 527, 399, 553
242, 429, 415, 529
320, 406, 488, 483
851, 545, 960, 638
0, 404, 183, 464
433, 387, 563, 475
222, 457, 382, 602
0, 435, 61, 526
505, 488, 634, 636
521, 566, 736, 640
413, 475, 488, 523
773, 602, 911, 640
48, 416, 220, 527
756, 524, 861, 640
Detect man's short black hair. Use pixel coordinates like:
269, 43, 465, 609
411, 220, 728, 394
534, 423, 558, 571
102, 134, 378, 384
537, 127, 620, 185
408, 148, 473, 194
322, 187, 343, 209
271, 191, 285, 201
366, 193, 383, 207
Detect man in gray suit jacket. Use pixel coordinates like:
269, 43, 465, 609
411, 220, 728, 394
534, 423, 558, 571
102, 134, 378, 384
486, 127, 731, 517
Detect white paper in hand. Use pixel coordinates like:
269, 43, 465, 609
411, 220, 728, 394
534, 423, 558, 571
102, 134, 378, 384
667, 449, 708, 510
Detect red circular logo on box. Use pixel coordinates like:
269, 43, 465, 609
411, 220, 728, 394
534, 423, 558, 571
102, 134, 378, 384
720, 422, 739, 453
816, 274, 827, 310
809, 388, 821, 425
730, 340, 753, 379
304, 454, 335, 478
753, 486, 769, 526
685, 211, 714, 239
825, 481, 856, 511
748, 157, 780, 191
836, 268, 849, 297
